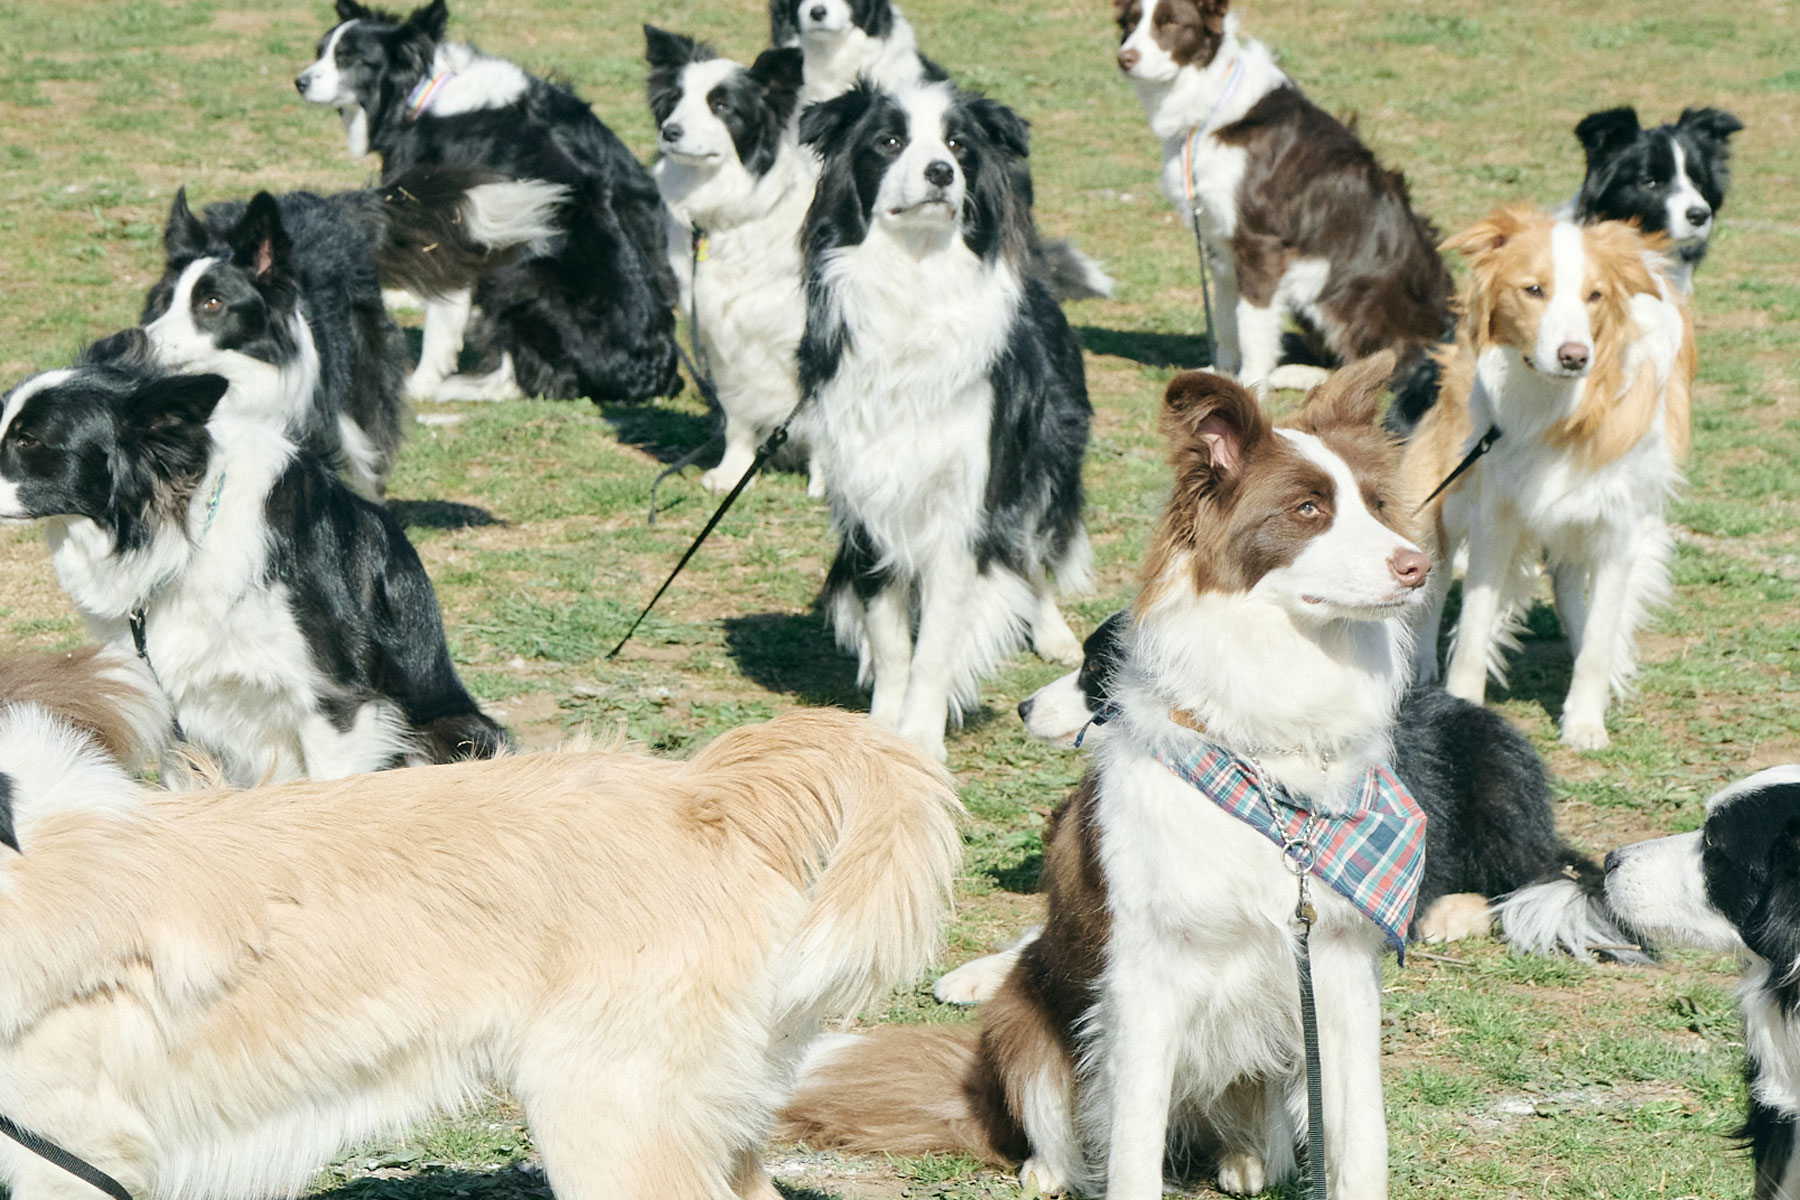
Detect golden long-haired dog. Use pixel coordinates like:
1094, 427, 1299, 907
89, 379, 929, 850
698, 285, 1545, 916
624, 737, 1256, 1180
0, 681, 961, 1200
1406, 205, 1695, 750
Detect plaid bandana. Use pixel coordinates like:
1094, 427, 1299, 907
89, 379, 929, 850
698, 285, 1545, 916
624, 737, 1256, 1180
1151, 734, 1427, 959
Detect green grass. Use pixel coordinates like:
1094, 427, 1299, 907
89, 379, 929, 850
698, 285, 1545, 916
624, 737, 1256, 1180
2, 0, 1799, 1196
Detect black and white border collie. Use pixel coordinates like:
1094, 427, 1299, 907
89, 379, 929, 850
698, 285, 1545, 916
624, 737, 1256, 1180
769, 0, 933, 106
965, 608, 1646, 998
644, 29, 821, 495
142, 169, 561, 497
795, 79, 1092, 762
780, 360, 1430, 1196
1113, 0, 1452, 395
297, 0, 681, 405
1605, 766, 1800, 1199
0, 332, 508, 787
1572, 106, 1743, 294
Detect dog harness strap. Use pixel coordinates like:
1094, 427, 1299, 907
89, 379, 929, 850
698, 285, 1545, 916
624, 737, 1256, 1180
1152, 739, 1427, 958
0, 1113, 134, 1200
1179, 54, 1245, 369
1416, 422, 1502, 512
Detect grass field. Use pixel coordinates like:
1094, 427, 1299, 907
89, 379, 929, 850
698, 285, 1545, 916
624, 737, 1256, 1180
3, 0, 1799, 1196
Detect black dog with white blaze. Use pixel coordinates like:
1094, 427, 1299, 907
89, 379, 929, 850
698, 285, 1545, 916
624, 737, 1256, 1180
1014, 610, 1645, 958
142, 166, 561, 497
1572, 106, 1743, 293
296, 0, 680, 404
796, 79, 1092, 763
0, 331, 509, 788
1606, 767, 1800, 1199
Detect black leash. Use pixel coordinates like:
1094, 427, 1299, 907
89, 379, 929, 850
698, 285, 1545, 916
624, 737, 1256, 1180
607, 419, 795, 660
1415, 423, 1501, 512
647, 227, 727, 526
128, 608, 186, 742
0, 1114, 135, 1200
1296, 906, 1330, 1200
1190, 210, 1218, 369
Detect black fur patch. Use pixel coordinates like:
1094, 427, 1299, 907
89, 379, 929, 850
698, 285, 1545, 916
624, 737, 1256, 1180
1701, 783, 1800, 1013
1573, 106, 1743, 266
770, 0, 897, 45
0, 773, 17, 853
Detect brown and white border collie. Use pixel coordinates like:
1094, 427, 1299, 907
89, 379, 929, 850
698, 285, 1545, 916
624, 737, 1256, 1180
1407, 206, 1695, 750
778, 355, 1428, 1199
1112, 0, 1453, 397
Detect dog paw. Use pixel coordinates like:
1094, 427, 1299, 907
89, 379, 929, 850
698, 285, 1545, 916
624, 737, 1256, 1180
1216, 1152, 1266, 1196
806, 467, 828, 499
403, 372, 445, 404
933, 953, 1010, 1006
1560, 717, 1610, 751
900, 727, 948, 764
1033, 628, 1084, 667
699, 464, 749, 495
1018, 1158, 1070, 1197
1266, 363, 1332, 393
1415, 892, 1493, 943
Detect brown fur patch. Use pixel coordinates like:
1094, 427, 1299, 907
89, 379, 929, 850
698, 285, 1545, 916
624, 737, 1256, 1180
0, 646, 163, 767
1115, 0, 1231, 67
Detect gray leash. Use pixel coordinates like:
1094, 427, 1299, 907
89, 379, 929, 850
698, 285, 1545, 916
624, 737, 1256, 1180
0, 1114, 134, 1200
1191, 210, 1219, 369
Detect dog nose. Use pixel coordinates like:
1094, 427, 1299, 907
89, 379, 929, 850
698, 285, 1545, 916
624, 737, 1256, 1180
1685, 205, 1711, 227
1388, 547, 1430, 589
1603, 848, 1624, 873
1117, 46, 1140, 71
1017, 697, 1034, 722
809, 4, 828, 20
294, 73, 311, 94
924, 160, 955, 188
1557, 342, 1590, 372
661, 122, 684, 143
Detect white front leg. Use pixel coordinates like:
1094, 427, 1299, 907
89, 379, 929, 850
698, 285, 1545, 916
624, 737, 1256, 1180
1560, 548, 1632, 750
1099, 964, 1182, 1200
897, 552, 979, 762
1235, 298, 1283, 396
1309, 929, 1389, 1199
862, 582, 913, 729
1551, 560, 1591, 659
1444, 512, 1528, 704
405, 288, 473, 403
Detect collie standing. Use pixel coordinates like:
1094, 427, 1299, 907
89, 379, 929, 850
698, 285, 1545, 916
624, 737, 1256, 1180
1408, 207, 1695, 749
781, 358, 1431, 1198
1114, 0, 1452, 394
795, 80, 1091, 761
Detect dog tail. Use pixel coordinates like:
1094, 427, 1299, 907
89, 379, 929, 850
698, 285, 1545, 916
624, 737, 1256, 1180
778, 1025, 1021, 1163
0, 645, 171, 772
1032, 238, 1115, 302
370, 165, 568, 299
415, 711, 513, 765
1493, 852, 1653, 965
681, 709, 963, 1020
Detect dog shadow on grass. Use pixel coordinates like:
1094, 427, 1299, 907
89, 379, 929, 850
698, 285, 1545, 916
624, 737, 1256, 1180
1074, 326, 1212, 369
1430, 586, 1575, 722
386, 499, 505, 531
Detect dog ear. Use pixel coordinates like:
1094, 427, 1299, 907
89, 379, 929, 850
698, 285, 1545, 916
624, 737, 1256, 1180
966, 95, 1031, 160
228, 193, 293, 282
1741, 819, 1800, 979
1574, 107, 1641, 166
405, 0, 448, 41
769, 0, 800, 46
1298, 351, 1397, 433
1161, 370, 1267, 479
643, 25, 698, 69
798, 82, 876, 155
164, 187, 210, 260
336, 0, 377, 22
1441, 204, 1535, 261
1677, 106, 1744, 146
1198, 0, 1231, 36
78, 328, 153, 370
750, 46, 806, 124
121, 374, 230, 479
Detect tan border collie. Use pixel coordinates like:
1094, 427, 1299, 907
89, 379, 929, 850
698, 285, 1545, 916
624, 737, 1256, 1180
0, 706, 960, 1200
1407, 206, 1695, 749
779, 356, 1429, 1199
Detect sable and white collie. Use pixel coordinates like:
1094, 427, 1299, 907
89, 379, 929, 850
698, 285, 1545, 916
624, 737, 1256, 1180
644, 29, 821, 495
795, 80, 1092, 762
1573, 106, 1743, 294
1113, 0, 1452, 395
780, 358, 1431, 1198
1606, 766, 1800, 1200
141, 168, 562, 497
0, 332, 508, 787
1407, 207, 1695, 750
297, 0, 681, 404
0, 704, 961, 1200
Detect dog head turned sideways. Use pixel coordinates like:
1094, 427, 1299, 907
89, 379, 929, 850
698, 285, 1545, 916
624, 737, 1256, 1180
295, 0, 448, 116
644, 27, 805, 178
1113, 0, 1234, 83
1137, 352, 1429, 623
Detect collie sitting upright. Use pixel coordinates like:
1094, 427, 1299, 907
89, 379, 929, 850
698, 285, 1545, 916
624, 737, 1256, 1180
795, 80, 1091, 761
1408, 207, 1695, 750
769, 0, 934, 105
1113, 0, 1452, 394
780, 357, 1431, 1198
645, 29, 820, 494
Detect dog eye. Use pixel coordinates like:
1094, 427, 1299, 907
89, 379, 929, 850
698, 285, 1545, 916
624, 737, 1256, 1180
1587, 289, 1602, 303
946, 136, 964, 154
9, 430, 38, 450
1640, 174, 1657, 188
1298, 500, 1319, 516
199, 295, 223, 314
710, 98, 730, 115
876, 134, 903, 153
1523, 283, 1543, 298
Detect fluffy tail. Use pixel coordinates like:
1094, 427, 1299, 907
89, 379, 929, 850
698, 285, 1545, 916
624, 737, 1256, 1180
0, 645, 170, 772
680, 709, 964, 1020
1493, 854, 1653, 965
779, 1026, 1017, 1162
415, 711, 513, 765
370, 165, 568, 299
1032, 238, 1115, 302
